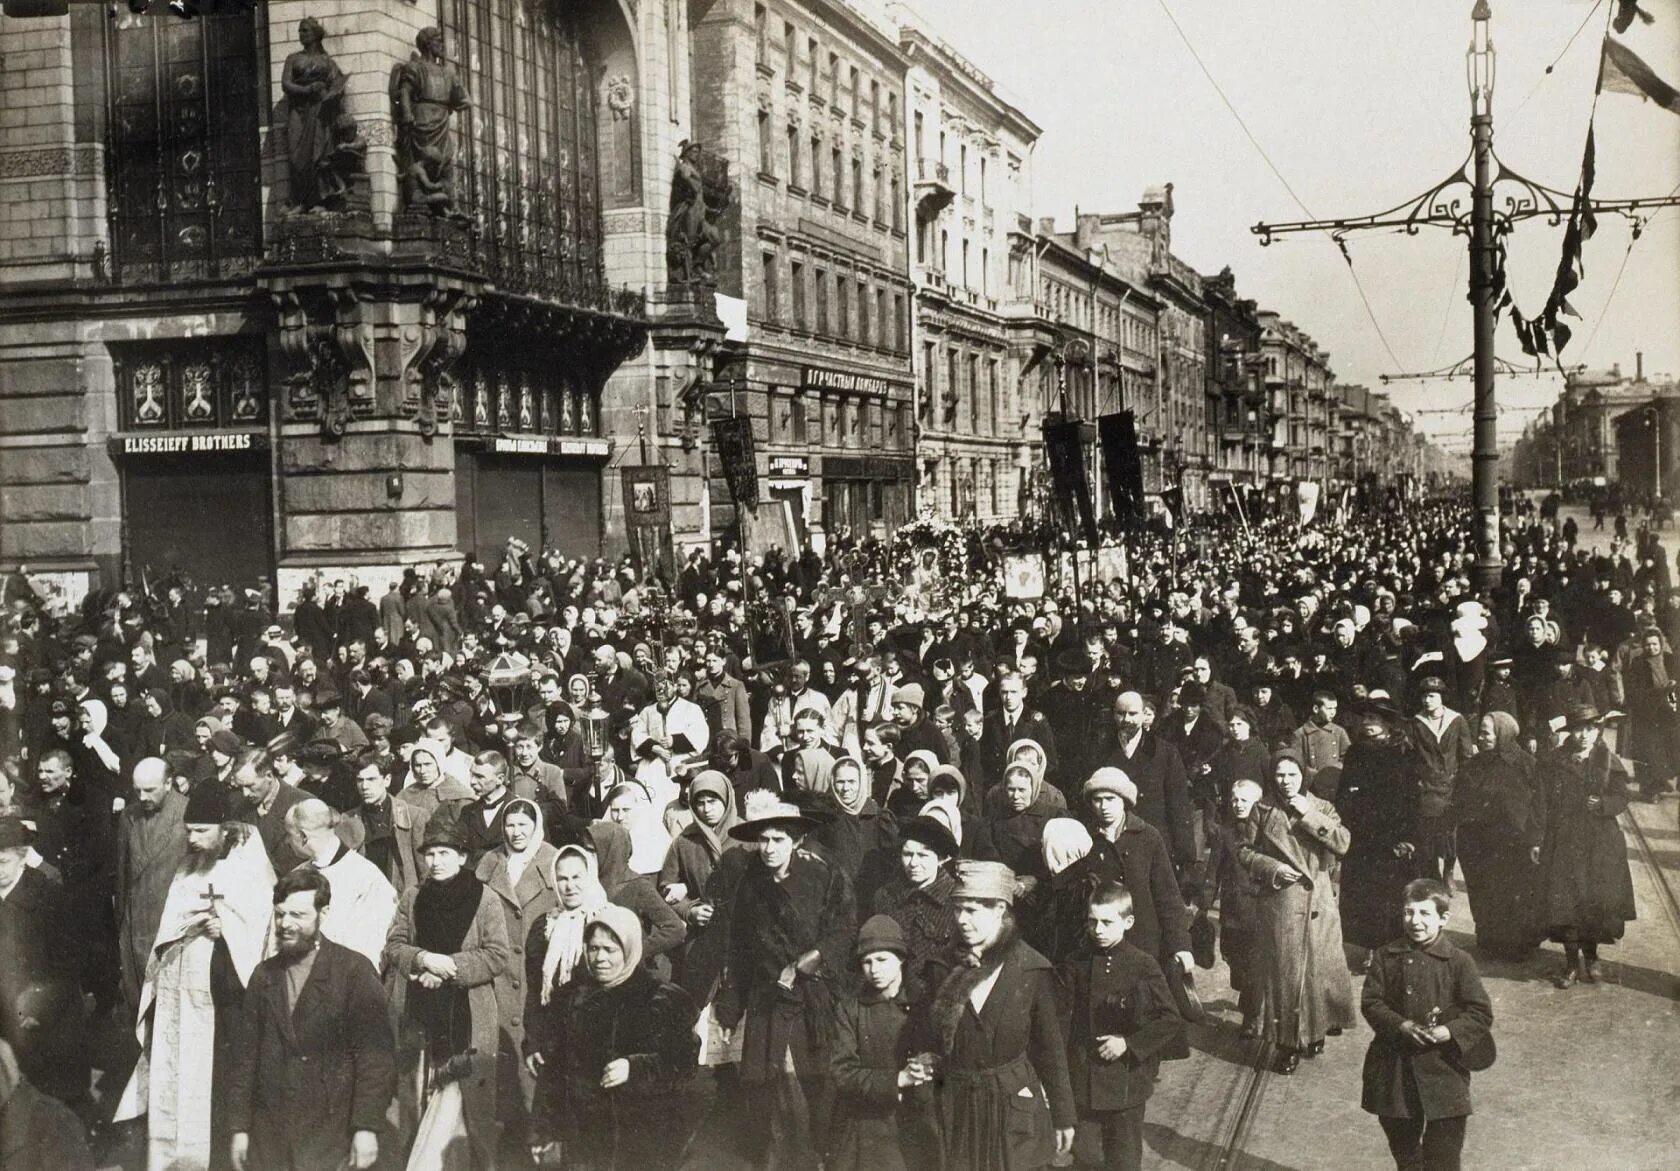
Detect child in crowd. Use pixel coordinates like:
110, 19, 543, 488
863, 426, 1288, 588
1056, 881, 1185, 1171
1361, 878, 1495, 1171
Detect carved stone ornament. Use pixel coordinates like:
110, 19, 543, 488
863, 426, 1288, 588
396, 286, 476, 437
607, 74, 636, 121
757, 88, 773, 114
272, 285, 376, 439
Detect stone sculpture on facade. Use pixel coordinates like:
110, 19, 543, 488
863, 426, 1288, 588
665, 139, 724, 286
391, 27, 473, 219
280, 18, 367, 212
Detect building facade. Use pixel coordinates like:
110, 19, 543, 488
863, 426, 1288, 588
897, 6, 1039, 523
1203, 266, 1265, 492
0, 0, 716, 605
687, 0, 916, 549
1257, 311, 1335, 485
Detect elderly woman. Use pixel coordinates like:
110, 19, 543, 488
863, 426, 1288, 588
885, 749, 939, 819
1201, 777, 1266, 1036
1022, 816, 1093, 962
986, 759, 1056, 882
474, 797, 559, 1127
1236, 750, 1357, 1074
523, 844, 610, 1047
912, 860, 1075, 1170
528, 907, 699, 1170
384, 807, 511, 1169
1449, 712, 1546, 961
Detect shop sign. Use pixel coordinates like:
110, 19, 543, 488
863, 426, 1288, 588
824, 455, 912, 480
114, 432, 265, 456
489, 435, 611, 458
801, 367, 897, 396
768, 454, 809, 478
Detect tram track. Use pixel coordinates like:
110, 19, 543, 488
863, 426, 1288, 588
1210, 1039, 1274, 1170
1622, 803, 1680, 953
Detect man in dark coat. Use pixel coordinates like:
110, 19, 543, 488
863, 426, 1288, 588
890, 684, 950, 766
291, 584, 336, 664
0, 817, 89, 1106
1361, 878, 1493, 1171
1336, 706, 1424, 955
978, 671, 1058, 793
225, 867, 395, 1171
233, 756, 311, 873
1093, 692, 1196, 873
116, 758, 189, 1011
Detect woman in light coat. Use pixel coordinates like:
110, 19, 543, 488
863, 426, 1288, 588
1237, 749, 1358, 1074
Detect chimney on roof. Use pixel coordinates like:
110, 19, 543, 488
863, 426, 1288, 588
1074, 213, 1099, 251
1637, 351, 1644, 382
1038, 216, 1057, 235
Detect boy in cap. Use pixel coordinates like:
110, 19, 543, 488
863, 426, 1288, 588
1056, 880, 1185, 1171
828, 915, 936, 1171
1361, 878, 1493, 1171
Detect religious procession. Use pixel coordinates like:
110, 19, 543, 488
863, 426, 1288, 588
2, 486, 1672, 1171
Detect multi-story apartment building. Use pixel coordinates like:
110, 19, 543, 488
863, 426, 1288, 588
691, 0, 917, 546
1257, 311, 1335, 485
1203, 267, 1265, 491
896, 4, 1040, 522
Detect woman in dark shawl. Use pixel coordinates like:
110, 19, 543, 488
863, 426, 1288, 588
1450, 711, 1546, 960
812, 755, 898, 911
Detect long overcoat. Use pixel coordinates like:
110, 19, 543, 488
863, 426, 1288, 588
475, 843, 560, 1115
383, 881, 511, 1171
223, 940, 396, 1170
1236, 798, 1359, 1048
1536, 743, 1638, 942
828, 985, 936, 1171
1336, 739, 1424, 950
1360, 935, 1493, 1121
114, 789, 188, 1009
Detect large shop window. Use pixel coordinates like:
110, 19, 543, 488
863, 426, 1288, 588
442, 0, 605, 301
103, 8, 263, 284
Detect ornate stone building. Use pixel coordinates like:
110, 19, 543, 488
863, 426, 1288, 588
1257, 311, 1336, 484
896, 5, 1040, 523
0, 0, 725, 604
683, 0, 916, 549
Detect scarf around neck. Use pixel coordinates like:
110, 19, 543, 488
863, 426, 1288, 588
540, 845, 609, 1003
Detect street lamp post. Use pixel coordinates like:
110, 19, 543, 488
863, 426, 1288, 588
1466, 0, 1501, 588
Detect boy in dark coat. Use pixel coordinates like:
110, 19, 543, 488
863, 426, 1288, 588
1056, 881, 1185, 1171
827, 915, 936, 1171
1361, 878, 1494, 1171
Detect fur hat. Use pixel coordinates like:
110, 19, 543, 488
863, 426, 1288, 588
1083, 767, 1138, 806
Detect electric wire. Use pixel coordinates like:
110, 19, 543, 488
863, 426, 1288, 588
1151, 0, 1410, 374
1506, 0, 1608, 128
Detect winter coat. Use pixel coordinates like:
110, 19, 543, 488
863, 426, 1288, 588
384, 881, 511, 1170
871, 871, 959, 987
1093, 732, 1195, 868
1236, 798, 1359, 1048
1064, 816, 1191, 972
829, 986, 936, 1171
1361, 935, 1493, 1121
1336, 737, 1424, 950
0, 1075, 94, 1171
1537, 743, 1638, 942
475, 843, 561, 1114
223, 941, 396, 1170
913, 931, 1076, 1171
528, 969, 698, 1170
715, 848, 855, 1084
1055, 940, 1185, 1113
0, 868, 87, 1103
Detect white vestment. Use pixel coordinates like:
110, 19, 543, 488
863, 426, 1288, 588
306, 846, 398, 969
115, 831, 275, 1171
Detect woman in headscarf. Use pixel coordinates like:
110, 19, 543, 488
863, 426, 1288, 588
1022, 817, 1093, 962
140, 687, 197, 757
528, 907, 699, 1171
982, 739, 1069, 817
603, 781, 673, 878
884, 749, 939, 819
1449, 711, 1546, 960
986, 759, 1055, 885
402, 737, 474, 819
659, 770, 741, 991
565, 673, 593, 712
813, 755, 898, 910
786, 746, 836, 796
541, 700, 593, 801
1235, 750, 1357, 1075
592, 800, 688, 979
72, 698, 122, 803
1206, 706, 1271, 802
474, 797, 560, 1128
1200, 777, 1266, 1036
384, 808, 511, 1169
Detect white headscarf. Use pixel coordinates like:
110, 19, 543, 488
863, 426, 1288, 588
539, 844, 609, 1004
79, 699, 121, 773
500, 798, 546, 889
1041, 818, 1093, 876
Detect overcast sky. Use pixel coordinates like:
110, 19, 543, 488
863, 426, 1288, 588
903, 0, 1680, 450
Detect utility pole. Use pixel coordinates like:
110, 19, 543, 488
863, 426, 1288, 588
1254, 1, 1680, 591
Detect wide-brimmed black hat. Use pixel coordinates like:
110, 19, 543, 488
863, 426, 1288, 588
728, 800, 822, 841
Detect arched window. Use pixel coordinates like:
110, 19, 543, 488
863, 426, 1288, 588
442, 0, 605, 302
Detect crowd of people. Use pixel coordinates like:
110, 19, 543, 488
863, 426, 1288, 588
0, 491, 1664, 1171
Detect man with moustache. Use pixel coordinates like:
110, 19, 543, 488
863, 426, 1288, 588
225, 867, 395, 1171
116, 757, 190, 1012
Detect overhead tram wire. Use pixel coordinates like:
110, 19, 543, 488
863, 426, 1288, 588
1151, 0, 1410, 374
1505, 0, 1608, 129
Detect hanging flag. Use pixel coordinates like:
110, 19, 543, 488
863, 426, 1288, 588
1601, 1, 1680, 114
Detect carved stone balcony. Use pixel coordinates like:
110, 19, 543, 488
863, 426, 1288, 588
914, 158, 955, 221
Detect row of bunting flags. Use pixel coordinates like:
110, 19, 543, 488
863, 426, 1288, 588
1502, 1, 1678, 366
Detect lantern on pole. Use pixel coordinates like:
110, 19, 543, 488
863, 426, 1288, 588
483, 651, 532, 722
